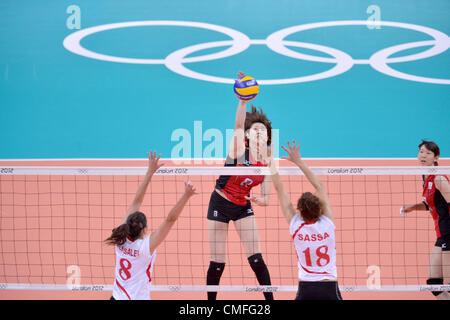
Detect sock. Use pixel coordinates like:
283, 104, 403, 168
248, 253, 273, 300
427, 278, 444, 297
206, 261, 225, 300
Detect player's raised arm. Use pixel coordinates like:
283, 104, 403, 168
281, 141, 333, 223
149, 181, 197, 253
268, 161, 296, 224
228, 72, 247, 160
122, 151, 164, 224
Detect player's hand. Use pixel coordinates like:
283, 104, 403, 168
281, 140, 302, 165
245, 195, 268, 206
235, 71, 247, 101
184, 180, 198, 198
147, 150, 165, 174
400, 205, 414, 216
262, 142, 278, 175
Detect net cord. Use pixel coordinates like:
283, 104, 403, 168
1, 166, 449, 176
1, 283, 450, 292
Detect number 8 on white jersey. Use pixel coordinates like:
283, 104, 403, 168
112, 234, 156, 300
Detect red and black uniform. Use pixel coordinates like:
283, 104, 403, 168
206, 149, 273, 301
422, 174, 450, 251
207, 149, 266, 223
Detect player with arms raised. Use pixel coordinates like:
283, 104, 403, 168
105, 151, 197, 300
267, 141, 342, 300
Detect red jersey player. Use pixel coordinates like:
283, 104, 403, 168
206, 72, 273, 300
401, 140, 450, 300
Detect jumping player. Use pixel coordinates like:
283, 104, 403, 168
401, 140, 450, 300
206, 72, 273, 300
267, 140, 342, 300
105, 151, 197, 300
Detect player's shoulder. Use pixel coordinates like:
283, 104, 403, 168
434, 175, 450, 191
319, 215, 335, 230
289, 214, 302, 234
434, 174, 449, 182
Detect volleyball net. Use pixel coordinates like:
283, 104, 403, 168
1, 164, 450, 294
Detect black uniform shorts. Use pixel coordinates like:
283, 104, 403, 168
295, 281, 342, 300
435, 234, 450, 251
207, 190, 254, 223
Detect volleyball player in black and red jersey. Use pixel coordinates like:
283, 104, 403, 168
401, 140, 450, 299
206, 72, 273, 300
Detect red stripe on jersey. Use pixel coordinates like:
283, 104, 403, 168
146, 262, 152, 282
292, 221, 316, 240
115, 279, 131, 300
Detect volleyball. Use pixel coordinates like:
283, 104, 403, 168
234, 76, 259, 101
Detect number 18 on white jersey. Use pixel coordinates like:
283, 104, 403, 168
290, 214, 337, 282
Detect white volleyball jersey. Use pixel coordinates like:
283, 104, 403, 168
112, 234, 156, 300
290, 214, 337, 281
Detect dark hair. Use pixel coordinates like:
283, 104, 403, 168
105, 211, 147, 245
297, 192, 322, 222
245, 105, 272, 146
419, 140, 440, 166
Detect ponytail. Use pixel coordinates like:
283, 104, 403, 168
105, 223, 130, 246
105, 211, 147, 246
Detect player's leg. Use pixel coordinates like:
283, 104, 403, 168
441, 241, 450, 300
234, 215, 261, 256
208, 219, 228, 263
234, 215, 273, 300
206, 219, 228, 300
428, 244, 448, 299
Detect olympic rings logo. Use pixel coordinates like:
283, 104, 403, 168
63, 20, 450, 85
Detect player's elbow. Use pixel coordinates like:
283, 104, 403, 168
317, 180, 326, 190
166, 215, 178, 223
165, 210, 180, 223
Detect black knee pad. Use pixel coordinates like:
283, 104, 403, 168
207, 261, 225, 282
427, 278, 443, 296
248, 253, 266, 270
207, 261, 225, 300
248, 253, 273, 300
